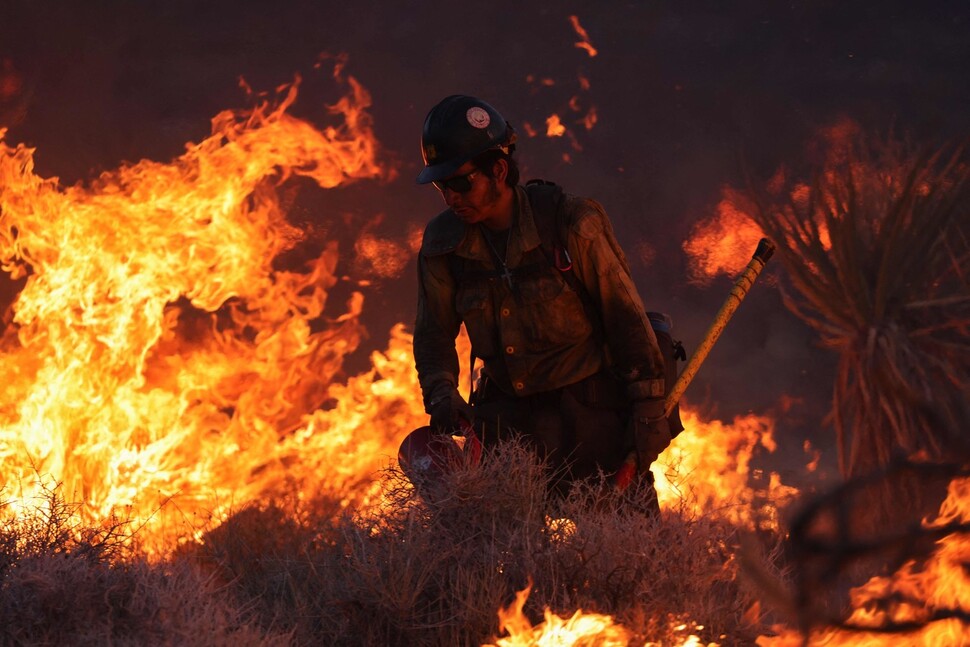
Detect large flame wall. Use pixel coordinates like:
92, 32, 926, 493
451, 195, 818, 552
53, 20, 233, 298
0, 78, 424, 547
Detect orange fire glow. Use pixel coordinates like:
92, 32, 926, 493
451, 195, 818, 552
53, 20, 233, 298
546, 114, 567, 137
568, 15, 598, 58
758, 476, 970, 646
655, 408, 798, 530
489, 580, 719, 646
684, 122, 891, 284
683, 194, 766, 284
525, 74, 557, 88
354, 231, 412, 279
0, 72, 428, 551
486, 580, 631, 646
0, 63, 818, 645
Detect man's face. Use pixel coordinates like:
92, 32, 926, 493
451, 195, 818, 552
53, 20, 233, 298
434, 161, 506, 227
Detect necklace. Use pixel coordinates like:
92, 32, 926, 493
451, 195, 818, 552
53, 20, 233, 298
481, 225, 514, 289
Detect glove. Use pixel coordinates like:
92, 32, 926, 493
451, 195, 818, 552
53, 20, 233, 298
428, 385, 474, 435
630, 398, 671, 472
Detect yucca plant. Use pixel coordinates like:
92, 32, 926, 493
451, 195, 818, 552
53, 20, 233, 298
741, 130, 969, 480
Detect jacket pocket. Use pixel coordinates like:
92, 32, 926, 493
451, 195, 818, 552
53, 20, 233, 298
515, 271, 591, 348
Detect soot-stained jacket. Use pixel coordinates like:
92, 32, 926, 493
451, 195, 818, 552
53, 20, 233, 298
414, 184, 664, 410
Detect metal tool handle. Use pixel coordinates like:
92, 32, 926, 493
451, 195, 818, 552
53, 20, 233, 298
664, 237, 776, 417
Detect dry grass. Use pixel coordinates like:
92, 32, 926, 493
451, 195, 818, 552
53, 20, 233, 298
186, 437, 784, 646
1, 440, 789, 646
0, 482, 290, 646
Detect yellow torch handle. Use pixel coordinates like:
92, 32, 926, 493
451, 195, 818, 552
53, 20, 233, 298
664, 238, 775, 418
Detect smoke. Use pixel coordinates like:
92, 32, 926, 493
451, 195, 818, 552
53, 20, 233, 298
1, 0, 967, 475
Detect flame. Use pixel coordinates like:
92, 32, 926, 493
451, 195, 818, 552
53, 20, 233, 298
568, 15, 599, 57
487, 581, 719, 646
525, 75, 557, 88
486, 580, 632, 646
758, 476, 970, 645
354, 231, 411, 279
655, 408, 799, 530
0, 72, 421, 550
484, 403, 798, 646
546, 114, 567, 138
499, 408, 801, 644
521, 21, 598, 159
683, 194, 766, 284
684, 122, 892, 283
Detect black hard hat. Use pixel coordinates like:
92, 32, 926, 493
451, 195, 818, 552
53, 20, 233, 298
416, 95, 516, 184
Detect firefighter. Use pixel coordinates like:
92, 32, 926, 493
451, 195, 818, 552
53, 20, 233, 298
412, 94, 669, 500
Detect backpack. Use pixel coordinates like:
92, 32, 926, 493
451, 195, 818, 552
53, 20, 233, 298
525, 179, 686, 436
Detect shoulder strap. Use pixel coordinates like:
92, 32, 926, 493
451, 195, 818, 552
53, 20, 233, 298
524, 180, 605, 346
524, 179, 562, 251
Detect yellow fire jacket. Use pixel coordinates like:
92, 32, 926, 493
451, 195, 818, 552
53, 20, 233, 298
414, 185, 664, 409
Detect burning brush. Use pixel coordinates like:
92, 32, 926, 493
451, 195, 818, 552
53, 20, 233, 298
744, 131, 970, 479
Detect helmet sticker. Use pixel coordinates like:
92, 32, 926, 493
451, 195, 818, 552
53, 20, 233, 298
466, 107, 491, 129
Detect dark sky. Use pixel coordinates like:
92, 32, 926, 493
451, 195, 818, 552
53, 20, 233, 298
1, 0, 968, 477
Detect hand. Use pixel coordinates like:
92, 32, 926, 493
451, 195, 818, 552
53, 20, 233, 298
428, 386, 474, 435
630, 398, 671, 471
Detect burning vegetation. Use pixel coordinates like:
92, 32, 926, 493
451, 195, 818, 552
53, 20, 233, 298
0, 61, 967, 646
688, 121, 970, 645
734, 123, 968, 481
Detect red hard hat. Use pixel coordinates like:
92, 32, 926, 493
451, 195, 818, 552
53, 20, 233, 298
398, 425, 483, 486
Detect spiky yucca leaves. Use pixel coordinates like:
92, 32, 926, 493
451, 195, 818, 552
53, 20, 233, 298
743, 133, 969, 478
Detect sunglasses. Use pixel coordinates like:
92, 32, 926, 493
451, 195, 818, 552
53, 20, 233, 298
432, 170, 479, 193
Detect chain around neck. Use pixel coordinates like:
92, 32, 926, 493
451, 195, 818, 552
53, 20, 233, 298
481, 224, 511, 265
480, 224, 515, 289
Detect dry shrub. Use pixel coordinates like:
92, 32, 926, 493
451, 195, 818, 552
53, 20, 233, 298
733, 131, 970, 537
283, 437, 551, 646
0, 479, 129, 571
742, 132, 970, 479
727, 131, 970, 637
0, 554, 286, 646
0, 446, 788, 645
535, 482, 776, 646
191, 437, 784, 646
0, 483, 289, 646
